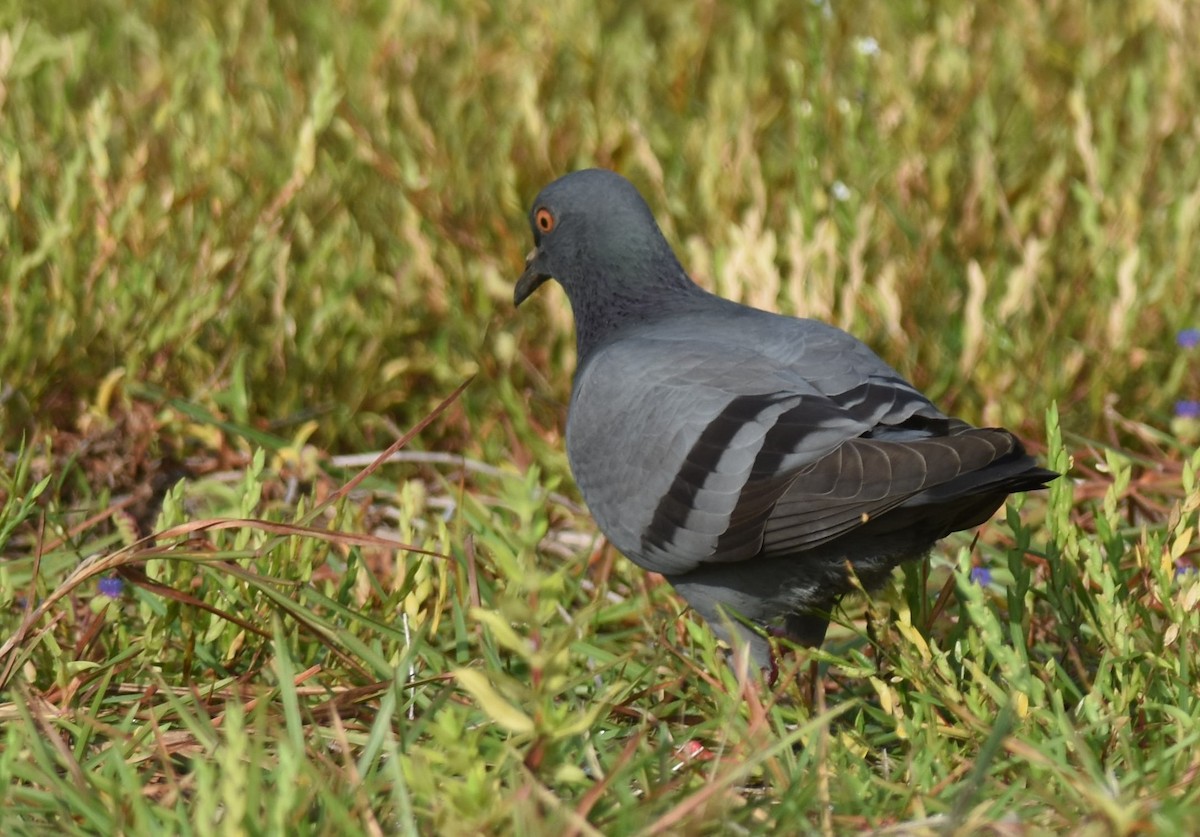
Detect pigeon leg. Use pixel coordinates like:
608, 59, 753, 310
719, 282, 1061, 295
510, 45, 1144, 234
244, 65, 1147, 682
781, 607, 834, 700
783, 610, 833, 649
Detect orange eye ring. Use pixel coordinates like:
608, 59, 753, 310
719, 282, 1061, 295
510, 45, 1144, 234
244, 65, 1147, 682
535, 208, 555, 233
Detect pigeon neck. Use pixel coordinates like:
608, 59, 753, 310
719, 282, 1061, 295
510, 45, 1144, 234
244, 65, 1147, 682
570, 267, 707, 360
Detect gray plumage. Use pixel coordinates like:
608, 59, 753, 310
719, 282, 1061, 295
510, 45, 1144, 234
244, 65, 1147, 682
515, 169, 1057, 669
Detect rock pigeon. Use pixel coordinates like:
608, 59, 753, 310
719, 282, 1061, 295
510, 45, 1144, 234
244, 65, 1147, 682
514, 168, 1057, 669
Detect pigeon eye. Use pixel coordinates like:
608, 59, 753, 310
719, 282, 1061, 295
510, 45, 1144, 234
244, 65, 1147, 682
535, 208, 555, 233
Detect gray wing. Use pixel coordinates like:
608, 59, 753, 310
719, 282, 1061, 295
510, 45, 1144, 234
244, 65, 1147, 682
565, 316, 967, 575
754, 428, 1035, 556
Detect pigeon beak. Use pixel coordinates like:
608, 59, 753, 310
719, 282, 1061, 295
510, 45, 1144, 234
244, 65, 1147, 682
514, 247, 551, 306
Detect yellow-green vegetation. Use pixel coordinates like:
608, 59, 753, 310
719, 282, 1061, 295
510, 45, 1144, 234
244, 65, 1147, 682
2, 0, 1200, 833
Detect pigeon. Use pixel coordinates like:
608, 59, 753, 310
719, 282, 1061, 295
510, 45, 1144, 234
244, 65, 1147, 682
514, 168, 1057, 670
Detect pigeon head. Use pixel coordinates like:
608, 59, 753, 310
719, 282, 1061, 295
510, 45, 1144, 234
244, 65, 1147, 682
515, 169, 703, 355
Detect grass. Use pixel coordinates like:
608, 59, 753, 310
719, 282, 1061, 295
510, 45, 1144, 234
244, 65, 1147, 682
2, 0, 1200, 832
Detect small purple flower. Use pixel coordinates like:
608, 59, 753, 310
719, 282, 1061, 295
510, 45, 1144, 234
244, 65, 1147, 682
1178, 328, 1200, 349
970, 567, 993, 586
1176, 400, 1200, 420
1177, 560, 1197, 578
98, 576, 125, 598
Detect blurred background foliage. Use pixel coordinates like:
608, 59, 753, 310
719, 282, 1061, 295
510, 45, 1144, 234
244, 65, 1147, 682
2, 0, 1197, 466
